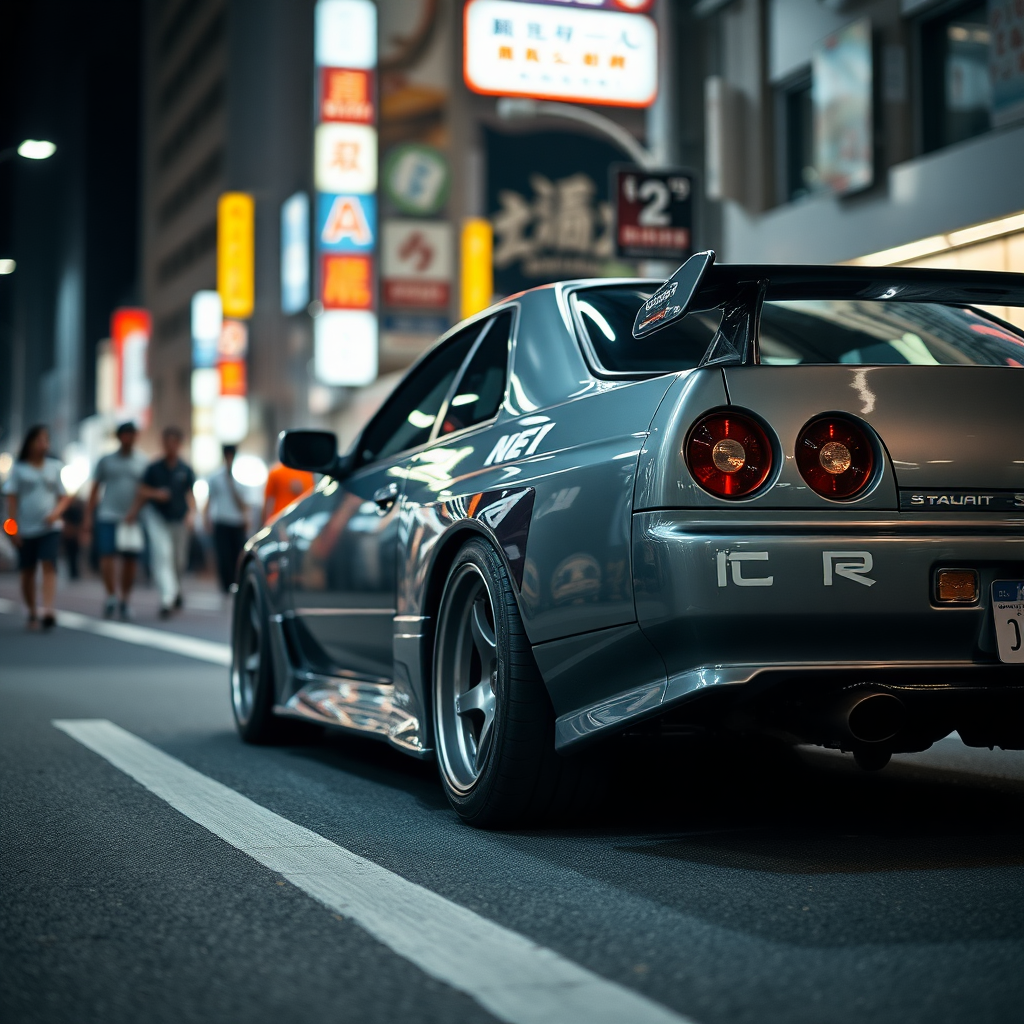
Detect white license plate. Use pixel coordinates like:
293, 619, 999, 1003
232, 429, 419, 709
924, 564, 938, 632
992, 580, 1024, 664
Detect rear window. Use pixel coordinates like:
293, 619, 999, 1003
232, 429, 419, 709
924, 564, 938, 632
760, 300, 1024, 367
573, 286, 722, 374
572, 287, 1024, 373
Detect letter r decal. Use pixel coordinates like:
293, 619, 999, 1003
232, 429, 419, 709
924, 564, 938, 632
823, 550, 876, 587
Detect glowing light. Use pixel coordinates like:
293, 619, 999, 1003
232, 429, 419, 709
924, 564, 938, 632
0, 452, 13, 476
232, 454, 269, 488
18, 139, 56, 160
0, 259, 15, 275
192, 479, 210, 511
3, 518, 17, 536
60, 455, 91, 495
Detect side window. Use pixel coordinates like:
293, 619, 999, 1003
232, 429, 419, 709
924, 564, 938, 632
438, 310, 512, 437
358, 325, 481, 464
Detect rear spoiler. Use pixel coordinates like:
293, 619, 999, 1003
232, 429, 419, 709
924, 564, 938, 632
633, 251, 1024, 366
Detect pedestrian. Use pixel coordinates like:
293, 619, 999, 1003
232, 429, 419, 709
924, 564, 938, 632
128, 426, 196, 619
262, 460, 314, 523
205, 444, 248, 595
1, 425, 70, 631
85, 422, 148, 619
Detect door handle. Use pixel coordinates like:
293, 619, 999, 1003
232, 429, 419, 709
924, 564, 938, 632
372, 482, 399, 513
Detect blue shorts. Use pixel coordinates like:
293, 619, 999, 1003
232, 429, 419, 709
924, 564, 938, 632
17, 531, 60, 571
95, 521, 139, 559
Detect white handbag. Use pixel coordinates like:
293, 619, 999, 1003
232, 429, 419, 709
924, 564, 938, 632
115, 521, 145, 553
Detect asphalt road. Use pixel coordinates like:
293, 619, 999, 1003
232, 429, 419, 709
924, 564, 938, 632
2, 584, 1023, 1024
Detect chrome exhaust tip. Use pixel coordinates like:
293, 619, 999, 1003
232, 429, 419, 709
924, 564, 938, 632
845, 692, 906, 745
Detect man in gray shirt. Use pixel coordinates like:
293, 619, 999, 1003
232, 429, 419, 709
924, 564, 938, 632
85, 422, 148, 619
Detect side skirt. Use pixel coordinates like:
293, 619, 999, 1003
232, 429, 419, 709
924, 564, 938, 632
273, 669, 432, 759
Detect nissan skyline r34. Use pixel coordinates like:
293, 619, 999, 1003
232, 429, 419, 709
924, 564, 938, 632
231, 253, 1024, 827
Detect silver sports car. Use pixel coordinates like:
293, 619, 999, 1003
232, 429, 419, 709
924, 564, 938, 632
232, 253, 1024, 827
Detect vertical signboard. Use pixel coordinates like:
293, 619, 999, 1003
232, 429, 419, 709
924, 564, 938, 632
281, 192, 311, 315
314, 0, 379, 388
110, 308, 152, 428
217, 192, 255, 318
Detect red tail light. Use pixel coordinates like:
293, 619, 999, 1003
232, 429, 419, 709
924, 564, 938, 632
686, 412, 773, 498
796, 416, 875, 499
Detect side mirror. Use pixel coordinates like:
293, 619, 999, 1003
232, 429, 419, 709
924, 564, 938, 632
278, 430, 340, 475
632, 250, 716, 339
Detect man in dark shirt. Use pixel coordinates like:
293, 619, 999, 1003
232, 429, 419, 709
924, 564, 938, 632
128, 426, 196, 617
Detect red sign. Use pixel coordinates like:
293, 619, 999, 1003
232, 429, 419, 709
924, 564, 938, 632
110, 307, 152, 418
614, 169, 694, 261
321, 254, 374, 309
320, 68, 375, 124
383, 279, 450, 309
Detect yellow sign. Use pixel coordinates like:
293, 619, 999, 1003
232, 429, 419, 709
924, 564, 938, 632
461, 218, 493, 320
217, 192, 254, 319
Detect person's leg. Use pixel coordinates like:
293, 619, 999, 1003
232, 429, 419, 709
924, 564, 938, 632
119, 556, 137, 602
96, 523, 118, 615
40, 561, 57, 628
19, 567, 37, 624
145, 514, 177, 611
213, 524, 231, 593
169, 521, 188, 606
100, 556, 116, 594
227, 525, 245, 589
65, 537, 80, 579
37, 533, 60, 629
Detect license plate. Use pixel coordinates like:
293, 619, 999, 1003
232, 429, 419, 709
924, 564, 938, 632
992, 581, 1024, 664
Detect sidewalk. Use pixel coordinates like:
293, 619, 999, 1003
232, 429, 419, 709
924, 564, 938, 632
0, 571, 232, 644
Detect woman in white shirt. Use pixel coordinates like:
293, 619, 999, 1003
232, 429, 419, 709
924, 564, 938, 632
2, 425, 70, 630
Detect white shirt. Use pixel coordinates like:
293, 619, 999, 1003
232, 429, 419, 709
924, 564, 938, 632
206, 467, 247, 526
2, 458, 66, 537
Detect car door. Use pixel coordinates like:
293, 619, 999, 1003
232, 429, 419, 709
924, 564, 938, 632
289, 323, 484, 680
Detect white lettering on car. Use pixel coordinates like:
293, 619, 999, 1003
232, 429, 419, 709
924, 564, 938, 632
823, 550, 876, 587
484, 423, 555, 467
716, 551, 773, 588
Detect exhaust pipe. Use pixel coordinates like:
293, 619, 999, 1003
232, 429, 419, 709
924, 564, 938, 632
838, 691, 906, 745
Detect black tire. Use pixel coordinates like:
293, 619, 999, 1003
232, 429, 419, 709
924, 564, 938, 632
231, 564, 291, 744
432, 538, 599, 828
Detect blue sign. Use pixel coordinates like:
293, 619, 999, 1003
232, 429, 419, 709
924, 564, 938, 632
281, 192, 310, 315
317, 193, 376, 253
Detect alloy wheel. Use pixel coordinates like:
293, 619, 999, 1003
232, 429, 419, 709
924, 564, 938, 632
231, 580, 262, 725
435, 562, 499, 793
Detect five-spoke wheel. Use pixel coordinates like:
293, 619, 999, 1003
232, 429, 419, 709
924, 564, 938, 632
435, 561, 500, 792
433, 538, 593, 827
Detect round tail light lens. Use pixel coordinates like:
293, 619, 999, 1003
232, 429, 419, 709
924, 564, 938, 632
796, 416, 875, 499
686, 412, 773, 498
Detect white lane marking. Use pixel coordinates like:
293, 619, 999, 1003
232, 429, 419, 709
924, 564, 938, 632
0, 598, 230, 665
53, 719, 695, 1024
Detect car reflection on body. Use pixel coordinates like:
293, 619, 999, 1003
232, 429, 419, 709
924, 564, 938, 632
231, 252, 1024, 827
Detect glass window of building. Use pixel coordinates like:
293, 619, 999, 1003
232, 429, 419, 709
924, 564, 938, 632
776, 72, 816, 202
921, 1, 992, 152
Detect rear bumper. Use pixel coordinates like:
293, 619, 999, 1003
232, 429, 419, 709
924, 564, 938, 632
553, 510, 1024, 751
632, 510, 1023, 671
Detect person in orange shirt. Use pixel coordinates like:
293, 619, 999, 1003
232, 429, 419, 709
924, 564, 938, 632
262, 463, 315, 523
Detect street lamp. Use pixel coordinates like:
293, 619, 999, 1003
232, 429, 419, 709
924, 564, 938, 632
0, 139, 57, 163
495, 98, 656, 170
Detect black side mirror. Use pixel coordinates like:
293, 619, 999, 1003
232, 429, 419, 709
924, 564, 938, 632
632, 250, 716, 339
278, 430, 339, 475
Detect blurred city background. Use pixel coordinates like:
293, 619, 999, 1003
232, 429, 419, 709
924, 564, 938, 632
1, 0, 1022, 572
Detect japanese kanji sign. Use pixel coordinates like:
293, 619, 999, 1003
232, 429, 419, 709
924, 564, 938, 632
486, 127, 622, 296
613, 169, 694, 262
464, 0, 657, 107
